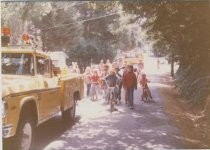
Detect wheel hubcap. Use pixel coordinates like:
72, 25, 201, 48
21, 122, 32, 150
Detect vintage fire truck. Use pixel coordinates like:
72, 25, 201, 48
1, 45, 84, 150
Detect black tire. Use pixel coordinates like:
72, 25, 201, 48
14, 117, 35, 150
62, 99, 76, 122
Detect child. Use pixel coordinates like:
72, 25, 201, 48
90, 70, 100, 101
104, 68, 119, 105
84, 67, 92, 97
123, 65, 137, 109
99, 64, 109, 100
140, 74, 153, 100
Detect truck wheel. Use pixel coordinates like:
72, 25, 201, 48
62, 99, 76, 122
15, 117, 35, 150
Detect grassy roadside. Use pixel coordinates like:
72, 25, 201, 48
159, 74, 210, 149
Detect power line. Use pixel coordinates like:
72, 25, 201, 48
69, 1, 89, 7
41, 10, 124, 32
38, 1, 89, 30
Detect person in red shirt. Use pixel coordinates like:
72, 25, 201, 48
90, 70, 100, 101
123, 65, 137, 109
140, 74, 153, 100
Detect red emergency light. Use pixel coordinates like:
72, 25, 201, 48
1, 27, 11, 36
22, 34, 30, 41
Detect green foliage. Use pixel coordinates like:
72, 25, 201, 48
2, 1, 136, 69
72, 1, 121, 68
122, 1, 210, 103
32, 2, 83, 51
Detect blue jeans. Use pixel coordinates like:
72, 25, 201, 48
127, 88, 134, 107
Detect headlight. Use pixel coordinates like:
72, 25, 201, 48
1, 101, 8, 118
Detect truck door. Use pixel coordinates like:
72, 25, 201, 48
36, 56, 60, 120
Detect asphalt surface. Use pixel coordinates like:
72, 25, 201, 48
4, 56, 184, 150
32, 72, 184, 150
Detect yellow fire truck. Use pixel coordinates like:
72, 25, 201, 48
1, 45, 84, 150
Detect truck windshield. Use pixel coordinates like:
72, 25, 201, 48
2, 53, 34, 75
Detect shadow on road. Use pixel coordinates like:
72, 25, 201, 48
3, 114, 81, 150
34, 114, 81, 150
39, 80, 184, 150
3, 73, 185, 150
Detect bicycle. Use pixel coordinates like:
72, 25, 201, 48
141, 86, 153, 102
103, 79, 118, 112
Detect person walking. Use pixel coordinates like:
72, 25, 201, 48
84, 66, 92, 97
90, 70, 100, 101
100, 64, 110, 101
106, 59, 112, 69
137, 60, 144, 74
99, 59, 104, 72
157, 58, 160, 70
122, 65, 128, 104
123, 65, 137, 109
115, 67, 123, 102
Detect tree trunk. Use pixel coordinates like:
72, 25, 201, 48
171, 52, 175, 77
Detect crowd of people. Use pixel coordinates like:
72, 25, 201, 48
83, 59, 152, 110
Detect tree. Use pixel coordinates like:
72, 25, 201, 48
32, 2, 83, 51
1, 2, 53, 47
121, 1, 210, 104
1, 2, 83, 51
72, 1, 120, 68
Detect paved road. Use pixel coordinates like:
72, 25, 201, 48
4, 55, 183, 150
31, 73, 184, 150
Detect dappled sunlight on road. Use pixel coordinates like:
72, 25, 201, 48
172, 135, 209, 148
44, 140, 67, 150
32, 55, 184, 150
40, 93, 183, 150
